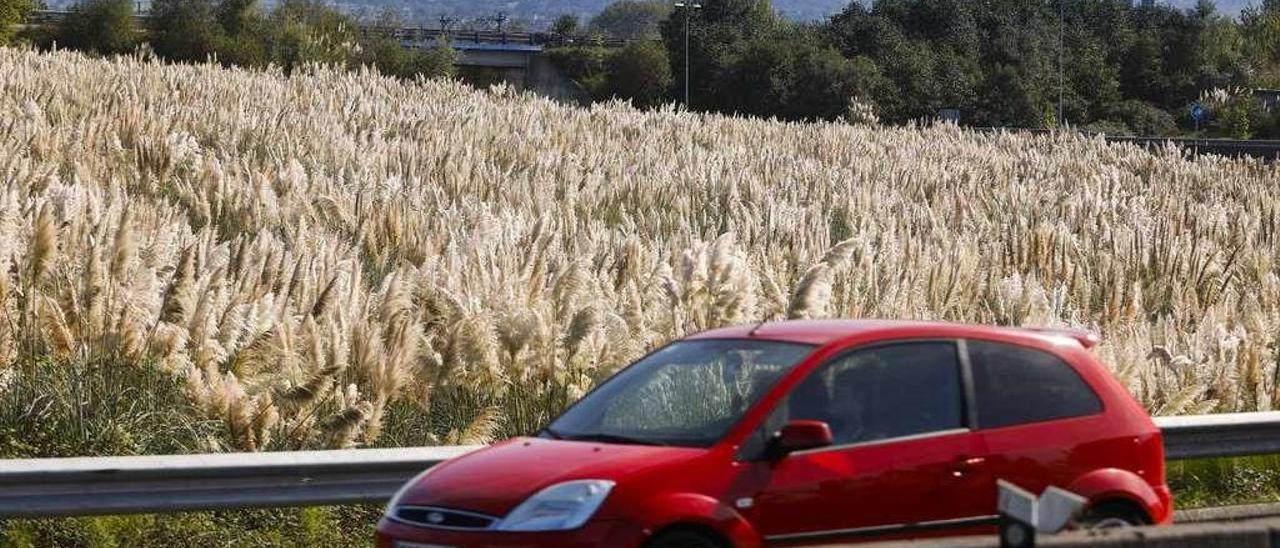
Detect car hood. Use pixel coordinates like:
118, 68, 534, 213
396, 437, 707, 516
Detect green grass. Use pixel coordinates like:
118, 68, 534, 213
1168, 455, 1280, 509
0, 505, 382, 548
0, 357, 219, 458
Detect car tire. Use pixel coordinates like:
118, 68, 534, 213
1080, 500, 1150, 529
646, 529, 725, 548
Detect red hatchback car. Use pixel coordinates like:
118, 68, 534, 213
376, 320, 1173, 547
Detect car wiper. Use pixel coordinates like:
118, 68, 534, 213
538, 427, 565, 439
561, 432, 669, 446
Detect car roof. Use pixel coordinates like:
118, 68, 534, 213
685, 319, 1099, 349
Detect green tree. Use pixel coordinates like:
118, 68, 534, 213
358, 35, 456, 80
56, 0, 137, 55
545, 45, 610, 95
785, 50, 883, 121
407, 46, 456, 80
1241, 0, 1280, 86
659, 0, 778, 111
551, 13, 579, 36
216, 0, 257, 35
603, 39, 672, 108
267, 0, 358, 72
149, 0, 221, 62
0, 0, 37, 45
589, 0, 670, 40
1215, 92, 1255, 139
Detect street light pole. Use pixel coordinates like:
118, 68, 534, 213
674, 2, 701, 109
1057, 0, 1065, 128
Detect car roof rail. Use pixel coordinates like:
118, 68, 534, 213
1017, 326, 1101, 349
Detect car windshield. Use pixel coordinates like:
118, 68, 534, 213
543, 339, 814, 448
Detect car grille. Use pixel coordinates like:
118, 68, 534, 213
392, 506, 499, 530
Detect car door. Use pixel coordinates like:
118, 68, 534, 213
964, 339, 1108, 508
751, 341, 995, 544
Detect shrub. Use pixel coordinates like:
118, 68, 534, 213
603, 40, 672, 108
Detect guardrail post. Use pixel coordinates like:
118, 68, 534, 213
998, 480, 1037, 548
997, 481, 1087, 548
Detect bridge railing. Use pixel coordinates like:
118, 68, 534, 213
0, 412, 1278, 519
25, 10, 630, 48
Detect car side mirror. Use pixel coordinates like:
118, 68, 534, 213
767, 420, 833, 459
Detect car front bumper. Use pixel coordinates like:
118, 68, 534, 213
375, 517, 648, 548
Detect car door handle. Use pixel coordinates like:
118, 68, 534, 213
951, 456, 986, 477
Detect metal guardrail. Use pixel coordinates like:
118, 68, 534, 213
0, 412, 1277, 519
1107, 136, 1280, 160
1155, 411, 1280, 460
975, 127, 1280, 160
0, 445, 480, 518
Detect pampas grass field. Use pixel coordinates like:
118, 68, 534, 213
1, 46, 1279, 462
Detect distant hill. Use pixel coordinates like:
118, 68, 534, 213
1167, 0, 1256, 15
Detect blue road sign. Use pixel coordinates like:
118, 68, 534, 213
1190, 102, 1205, 122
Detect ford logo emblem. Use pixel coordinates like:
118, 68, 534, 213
426, 512, 445, 524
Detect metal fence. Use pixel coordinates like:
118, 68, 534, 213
1, 412, 1278, 519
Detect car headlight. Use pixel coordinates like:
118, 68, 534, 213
494, 480, 615, 532
384, 467, 438, 518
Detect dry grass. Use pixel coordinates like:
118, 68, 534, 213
1, 46, 1278, 452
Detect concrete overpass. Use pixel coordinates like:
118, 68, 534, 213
23, 11, 619, 104
360, 26, 625, 104
404, 37, 590, 104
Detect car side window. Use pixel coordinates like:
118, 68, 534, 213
968, 340, 1103, 429
786, 342, 964, 446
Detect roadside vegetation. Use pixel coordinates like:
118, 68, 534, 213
2, 0, 459, 81
2, 45, 1279, 454
1, 44, 1280, 542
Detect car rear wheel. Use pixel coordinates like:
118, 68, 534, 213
646, 529, 725, 548
1080, 500, 1150, 529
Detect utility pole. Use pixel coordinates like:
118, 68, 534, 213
1057, 0, 1065, 128
674, 2, 702, 109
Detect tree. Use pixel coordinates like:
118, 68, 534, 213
589, 0, 670, 40
551, 13, 579, 36
149, 0, 221, 62
545, 45, 611, 95
0, 0, 37, 45
267, 0, 359, 72
785, 49, 883, 121
603, 39, 672, 108
56, 0, 136, 54
358, 35, 456, 81
216, 0, 257, 35
407, 46, 456, 80
659, 0, 779, 111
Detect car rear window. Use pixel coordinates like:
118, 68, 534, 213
968, 340, 1103, 429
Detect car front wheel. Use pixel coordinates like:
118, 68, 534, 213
645, 529, 725, 548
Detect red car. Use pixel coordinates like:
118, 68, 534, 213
376, 320, 1173, 547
